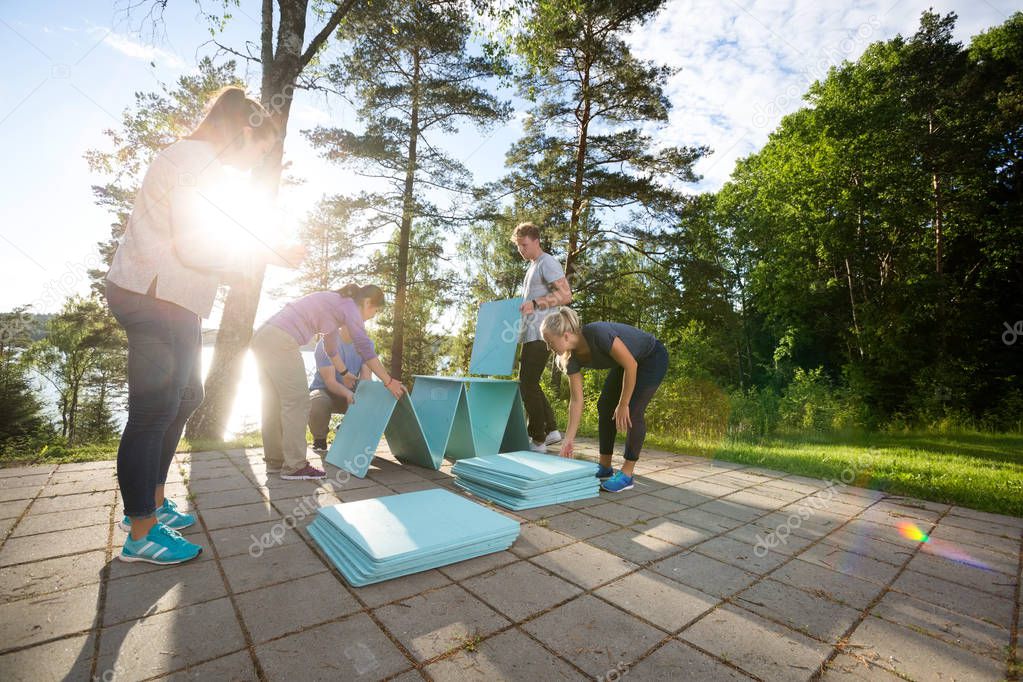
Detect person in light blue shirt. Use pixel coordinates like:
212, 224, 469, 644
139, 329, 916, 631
308, 327, 374, 451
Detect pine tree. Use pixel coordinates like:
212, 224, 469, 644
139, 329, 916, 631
506, 0, 706, 283
305, 0, 511, 378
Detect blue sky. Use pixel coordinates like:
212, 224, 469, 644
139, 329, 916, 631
0, 0, 1016, 323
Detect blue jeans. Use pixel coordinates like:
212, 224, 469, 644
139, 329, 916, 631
107, 281, 204, 518
597, 340, 669, 462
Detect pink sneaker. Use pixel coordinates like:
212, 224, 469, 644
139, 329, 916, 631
280, 464, 326, 480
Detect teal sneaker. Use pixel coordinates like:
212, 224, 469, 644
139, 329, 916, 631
595, 465, 615, 480
601, 471, 634, 493
119, 498, 195, 532
118, 523, 202, 565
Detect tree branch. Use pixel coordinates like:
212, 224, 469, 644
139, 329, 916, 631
299, 0, 358, 68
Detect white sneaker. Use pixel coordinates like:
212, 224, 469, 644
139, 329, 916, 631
528, 440, 548, 453
544, 430, 563, 446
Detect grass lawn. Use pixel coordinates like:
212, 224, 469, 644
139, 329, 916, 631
642, 430, 1023, 517
4, 429, 1021, 517
1, 432, 263, 466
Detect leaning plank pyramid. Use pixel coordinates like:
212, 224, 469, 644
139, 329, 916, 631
324, 298, 531, 478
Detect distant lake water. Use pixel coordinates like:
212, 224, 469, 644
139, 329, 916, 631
34, 347, 318, 440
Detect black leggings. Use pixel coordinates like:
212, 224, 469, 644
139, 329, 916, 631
107, 282, 204, 518
597, 341, 668, 462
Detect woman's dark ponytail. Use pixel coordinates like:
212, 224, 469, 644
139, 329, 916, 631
186, 86, 278, 148
335, 284, 385, 307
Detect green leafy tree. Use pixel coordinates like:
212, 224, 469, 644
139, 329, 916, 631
506, 0, 705, 280
713, 10, 1023, 427
24, 298, 126, 444
0, 308, 50, 453
281, 194, 376, 294
366, 224, 455, 378
306, 0, 511, 377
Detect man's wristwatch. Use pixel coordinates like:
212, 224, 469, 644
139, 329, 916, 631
339, 368, 350, 377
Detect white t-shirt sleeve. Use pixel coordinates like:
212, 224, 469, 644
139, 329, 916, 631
539, 253, 566, 286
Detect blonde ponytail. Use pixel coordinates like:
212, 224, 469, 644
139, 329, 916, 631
540, 307, 581, 371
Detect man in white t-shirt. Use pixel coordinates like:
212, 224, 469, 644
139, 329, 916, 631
513, 222, 574, 452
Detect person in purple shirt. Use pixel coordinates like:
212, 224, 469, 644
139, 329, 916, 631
250, 284, 407, 479
308, 328, 373, 452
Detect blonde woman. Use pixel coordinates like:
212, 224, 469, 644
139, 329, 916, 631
106, 87, 303, 564
540, 308, 669, 492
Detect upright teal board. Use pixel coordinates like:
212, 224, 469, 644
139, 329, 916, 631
464, 380, 518, 456
408, 376, 465, 457
500, 390, 531, 452
384, 394, 436, 470
468, 298, 524, 376
325, 381, 397, 478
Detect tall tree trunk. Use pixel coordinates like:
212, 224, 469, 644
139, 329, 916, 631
187, 0, 354, 440
844, 257, 863, 358
928, 111, 947, 362
68, 378, 80, 444
566, 60, 592, 279
929, 115, 945, 276
391, 50, 421, 379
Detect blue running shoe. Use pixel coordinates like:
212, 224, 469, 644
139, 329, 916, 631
119, 498, 195, 532
601, 471, 634, 493
595, 465, 615, 480
119, 523, 202, 565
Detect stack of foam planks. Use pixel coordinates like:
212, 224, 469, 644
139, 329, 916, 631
308, 489, 520, 586
453, 450, 601, 511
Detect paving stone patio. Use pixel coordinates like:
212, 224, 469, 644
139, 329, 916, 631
0, 439, 1020, 681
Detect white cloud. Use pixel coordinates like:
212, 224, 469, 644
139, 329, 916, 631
625, 0, 1013, 192
89, 26, 186, 69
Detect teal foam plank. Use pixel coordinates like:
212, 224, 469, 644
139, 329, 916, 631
408, 376, 466, 457
384, 394, 437, 470
452, 451, 600, 510
500, 394, 530, 452
309, 519, 515, 586
312, 516, 517, 572
453, 451, 600, 486
464, 381, 518, 457
310, 516, 516, 573
444, 389, 476, 461
454, 471, 598, 498
454, 479, 600, 511
315, 489, 520, 562
325, 381, 397, 478
413, 375, 530, 461
468, 298, 524, 376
